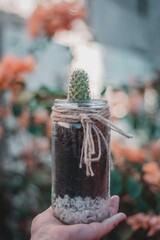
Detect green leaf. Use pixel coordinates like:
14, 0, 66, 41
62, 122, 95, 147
126, 176, 142, 199
110, 169, 123, 195
101, 86, 107, 97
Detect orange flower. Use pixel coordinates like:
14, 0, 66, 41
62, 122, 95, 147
143, 162, 159, 174
143, 162, 160, 189
0, 55, 35, 91
127, 213, 150, 231
111, 141, 146, 164
127, 213, 160, 237
122, 147, 147, 163
143, 173, 160, 188
150, 140, 160, 161
148, 216, 160, 237
2, 55, 34, 74
28, 1, 86, 38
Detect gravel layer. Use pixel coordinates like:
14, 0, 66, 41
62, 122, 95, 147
52, 194, 110, 224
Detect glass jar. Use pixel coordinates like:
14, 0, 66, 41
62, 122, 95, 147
51, 99, 111, 224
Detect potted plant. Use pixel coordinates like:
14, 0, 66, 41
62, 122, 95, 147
51, 69, 131, 224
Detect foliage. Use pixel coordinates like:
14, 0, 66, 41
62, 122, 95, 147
0, 55, 64, 240
105, 79, 160, 240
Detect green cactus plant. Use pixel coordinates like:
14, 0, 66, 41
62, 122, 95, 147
67, 69, 91, 100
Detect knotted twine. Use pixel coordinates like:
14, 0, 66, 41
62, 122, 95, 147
51, 105, 132, 177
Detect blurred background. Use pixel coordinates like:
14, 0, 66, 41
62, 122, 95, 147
0, 0, 160, 239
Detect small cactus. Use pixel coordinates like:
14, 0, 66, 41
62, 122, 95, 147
67, 69, 91, 100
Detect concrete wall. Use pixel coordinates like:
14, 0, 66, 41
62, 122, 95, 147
86, 0, 160, 66
148, 0, 160, 66
0, 11, 25, 58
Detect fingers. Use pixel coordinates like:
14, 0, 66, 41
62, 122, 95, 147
82, 212, 126, 240
109, 195, 120, 217
97, 212, 126, 239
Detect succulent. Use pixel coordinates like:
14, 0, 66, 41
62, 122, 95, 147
67, 69, 91, 100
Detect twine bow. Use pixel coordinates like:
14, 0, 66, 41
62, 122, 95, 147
51, 105, 132, 177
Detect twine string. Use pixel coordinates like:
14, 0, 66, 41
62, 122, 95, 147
51, 106, 132, 176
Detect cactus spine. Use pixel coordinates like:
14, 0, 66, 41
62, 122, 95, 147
67, 69, 91, 100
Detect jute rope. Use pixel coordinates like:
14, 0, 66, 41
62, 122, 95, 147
51, 105, 132, 177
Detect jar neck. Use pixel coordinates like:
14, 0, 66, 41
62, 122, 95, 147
53, 99, 109, 109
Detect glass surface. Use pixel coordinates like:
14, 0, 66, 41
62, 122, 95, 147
51, 99, 111, 224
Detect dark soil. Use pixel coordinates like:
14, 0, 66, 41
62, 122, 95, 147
52, 121, 110, 199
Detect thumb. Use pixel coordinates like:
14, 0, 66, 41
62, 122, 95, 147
100, 213, 126, 236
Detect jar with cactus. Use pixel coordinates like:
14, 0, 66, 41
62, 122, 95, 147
51, 69, 131, 224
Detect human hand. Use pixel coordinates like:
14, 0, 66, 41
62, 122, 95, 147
30, 195, 126, 240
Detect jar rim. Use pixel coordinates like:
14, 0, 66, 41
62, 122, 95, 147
53, 99, 109, 108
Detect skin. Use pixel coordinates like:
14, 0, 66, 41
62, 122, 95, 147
30, 195, 126, 240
